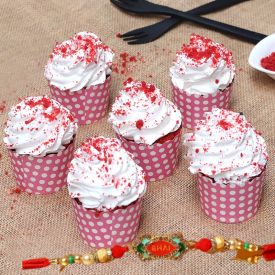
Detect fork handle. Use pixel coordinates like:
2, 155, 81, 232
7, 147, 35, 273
188, 0, 248, 16
157, 0, 248, 37
146, 2, 266, 44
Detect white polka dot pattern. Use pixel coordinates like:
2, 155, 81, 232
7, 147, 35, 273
172, 83, 233, 129
8, 140, 75, 195
116, 130, 182, 182
72, 198, 142, 248
197, 171, 265, 223
50, 76, 111, 125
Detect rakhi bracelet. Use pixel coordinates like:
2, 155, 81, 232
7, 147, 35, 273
22, 233, 275, 271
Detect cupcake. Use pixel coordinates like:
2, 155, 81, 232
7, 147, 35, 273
183, 108, 268, 223
67, 136, 147, 248
170, 34, 235, 129
109, 79, 182, 182
45, 32, 114, 125
3, 96, 78, 195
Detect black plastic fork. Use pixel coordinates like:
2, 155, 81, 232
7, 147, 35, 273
111, 0, 267, 44
119, 0, 247, 44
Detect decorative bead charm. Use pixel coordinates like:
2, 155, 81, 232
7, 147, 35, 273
195, 238, 212, 252
111, 245, 129, 258
74, 255, 82, 264
97, 249, 111, 263
213, 236, 225, 251
68, 255, 75, 264
82, 254, 95, 266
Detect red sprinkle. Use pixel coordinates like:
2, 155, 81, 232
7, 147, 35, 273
178, 34, 233, 67
116, 33, 121, 38
0, 101, 6, 114
136, 119, 144, 130
217, 119, 233, 130
261, 52, 275, 72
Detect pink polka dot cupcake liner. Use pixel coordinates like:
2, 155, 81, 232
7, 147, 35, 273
50, 76, 111, 125
197, 170, 265, 223
172, 83, 233, 129
116, 130, 182, 182
72, 198, 142, 248
8, 140, 75, 195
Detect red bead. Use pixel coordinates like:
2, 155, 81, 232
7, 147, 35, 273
263, 244, 275, 261
111, 245, 129, 258
195, 238, 212, 252
22, 258, 50, 269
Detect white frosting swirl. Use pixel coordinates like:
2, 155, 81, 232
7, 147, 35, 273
109, 79, 182, 145
170, 34, 235, 95
183, 108, 268, 185
45, 32, 114, 92
67, 137, 147, 211
3, 96, 78, 156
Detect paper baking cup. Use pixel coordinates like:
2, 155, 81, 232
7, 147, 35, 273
172, 83, 233, 129
50, 76, 111, 125
116, 130, 182, 182
8, 140, 75, 195
197, 171, 265, 223
72, 198, 142, 248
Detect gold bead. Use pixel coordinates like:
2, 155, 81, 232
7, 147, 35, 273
187, 240, 197, 250
97, 248, 111, 263
82, 254, 95, 265
227, 239, 238, 250
60, 257, 68, 266
213, 236, 225, 251
234, 239, 243, 250
74, 255, 82, 264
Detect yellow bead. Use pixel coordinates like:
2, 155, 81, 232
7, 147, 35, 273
227, 239, 238, 250
60, 257, 68, 266
213, 236, 225, 251
82, 254, 95, 265
74, 255, 82, 264
97, 248, 111, 263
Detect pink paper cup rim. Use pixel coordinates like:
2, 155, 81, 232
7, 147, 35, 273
115, 128, 182, 182
172, 81, 233, 129
72, 198, 142, 248
49, 76, 111, 125
8, 138, 75, 195
197, 169, 265, 224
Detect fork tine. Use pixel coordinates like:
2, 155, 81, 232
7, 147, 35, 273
122, 33, 147, 41
128, 37, 151, 45
120, 29, 143, 38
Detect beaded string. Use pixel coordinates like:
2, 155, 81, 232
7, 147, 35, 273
22, 233, 275, 271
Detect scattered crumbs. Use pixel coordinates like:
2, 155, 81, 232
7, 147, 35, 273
112, 51, 145, 76
0, 101, 6, 114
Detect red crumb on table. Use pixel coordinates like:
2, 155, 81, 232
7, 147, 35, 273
0, 101, 6, 114
261, 52, 275, 71
9, 186, 22, 195
112, 51, 145, 76
116, 33, 121, 38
